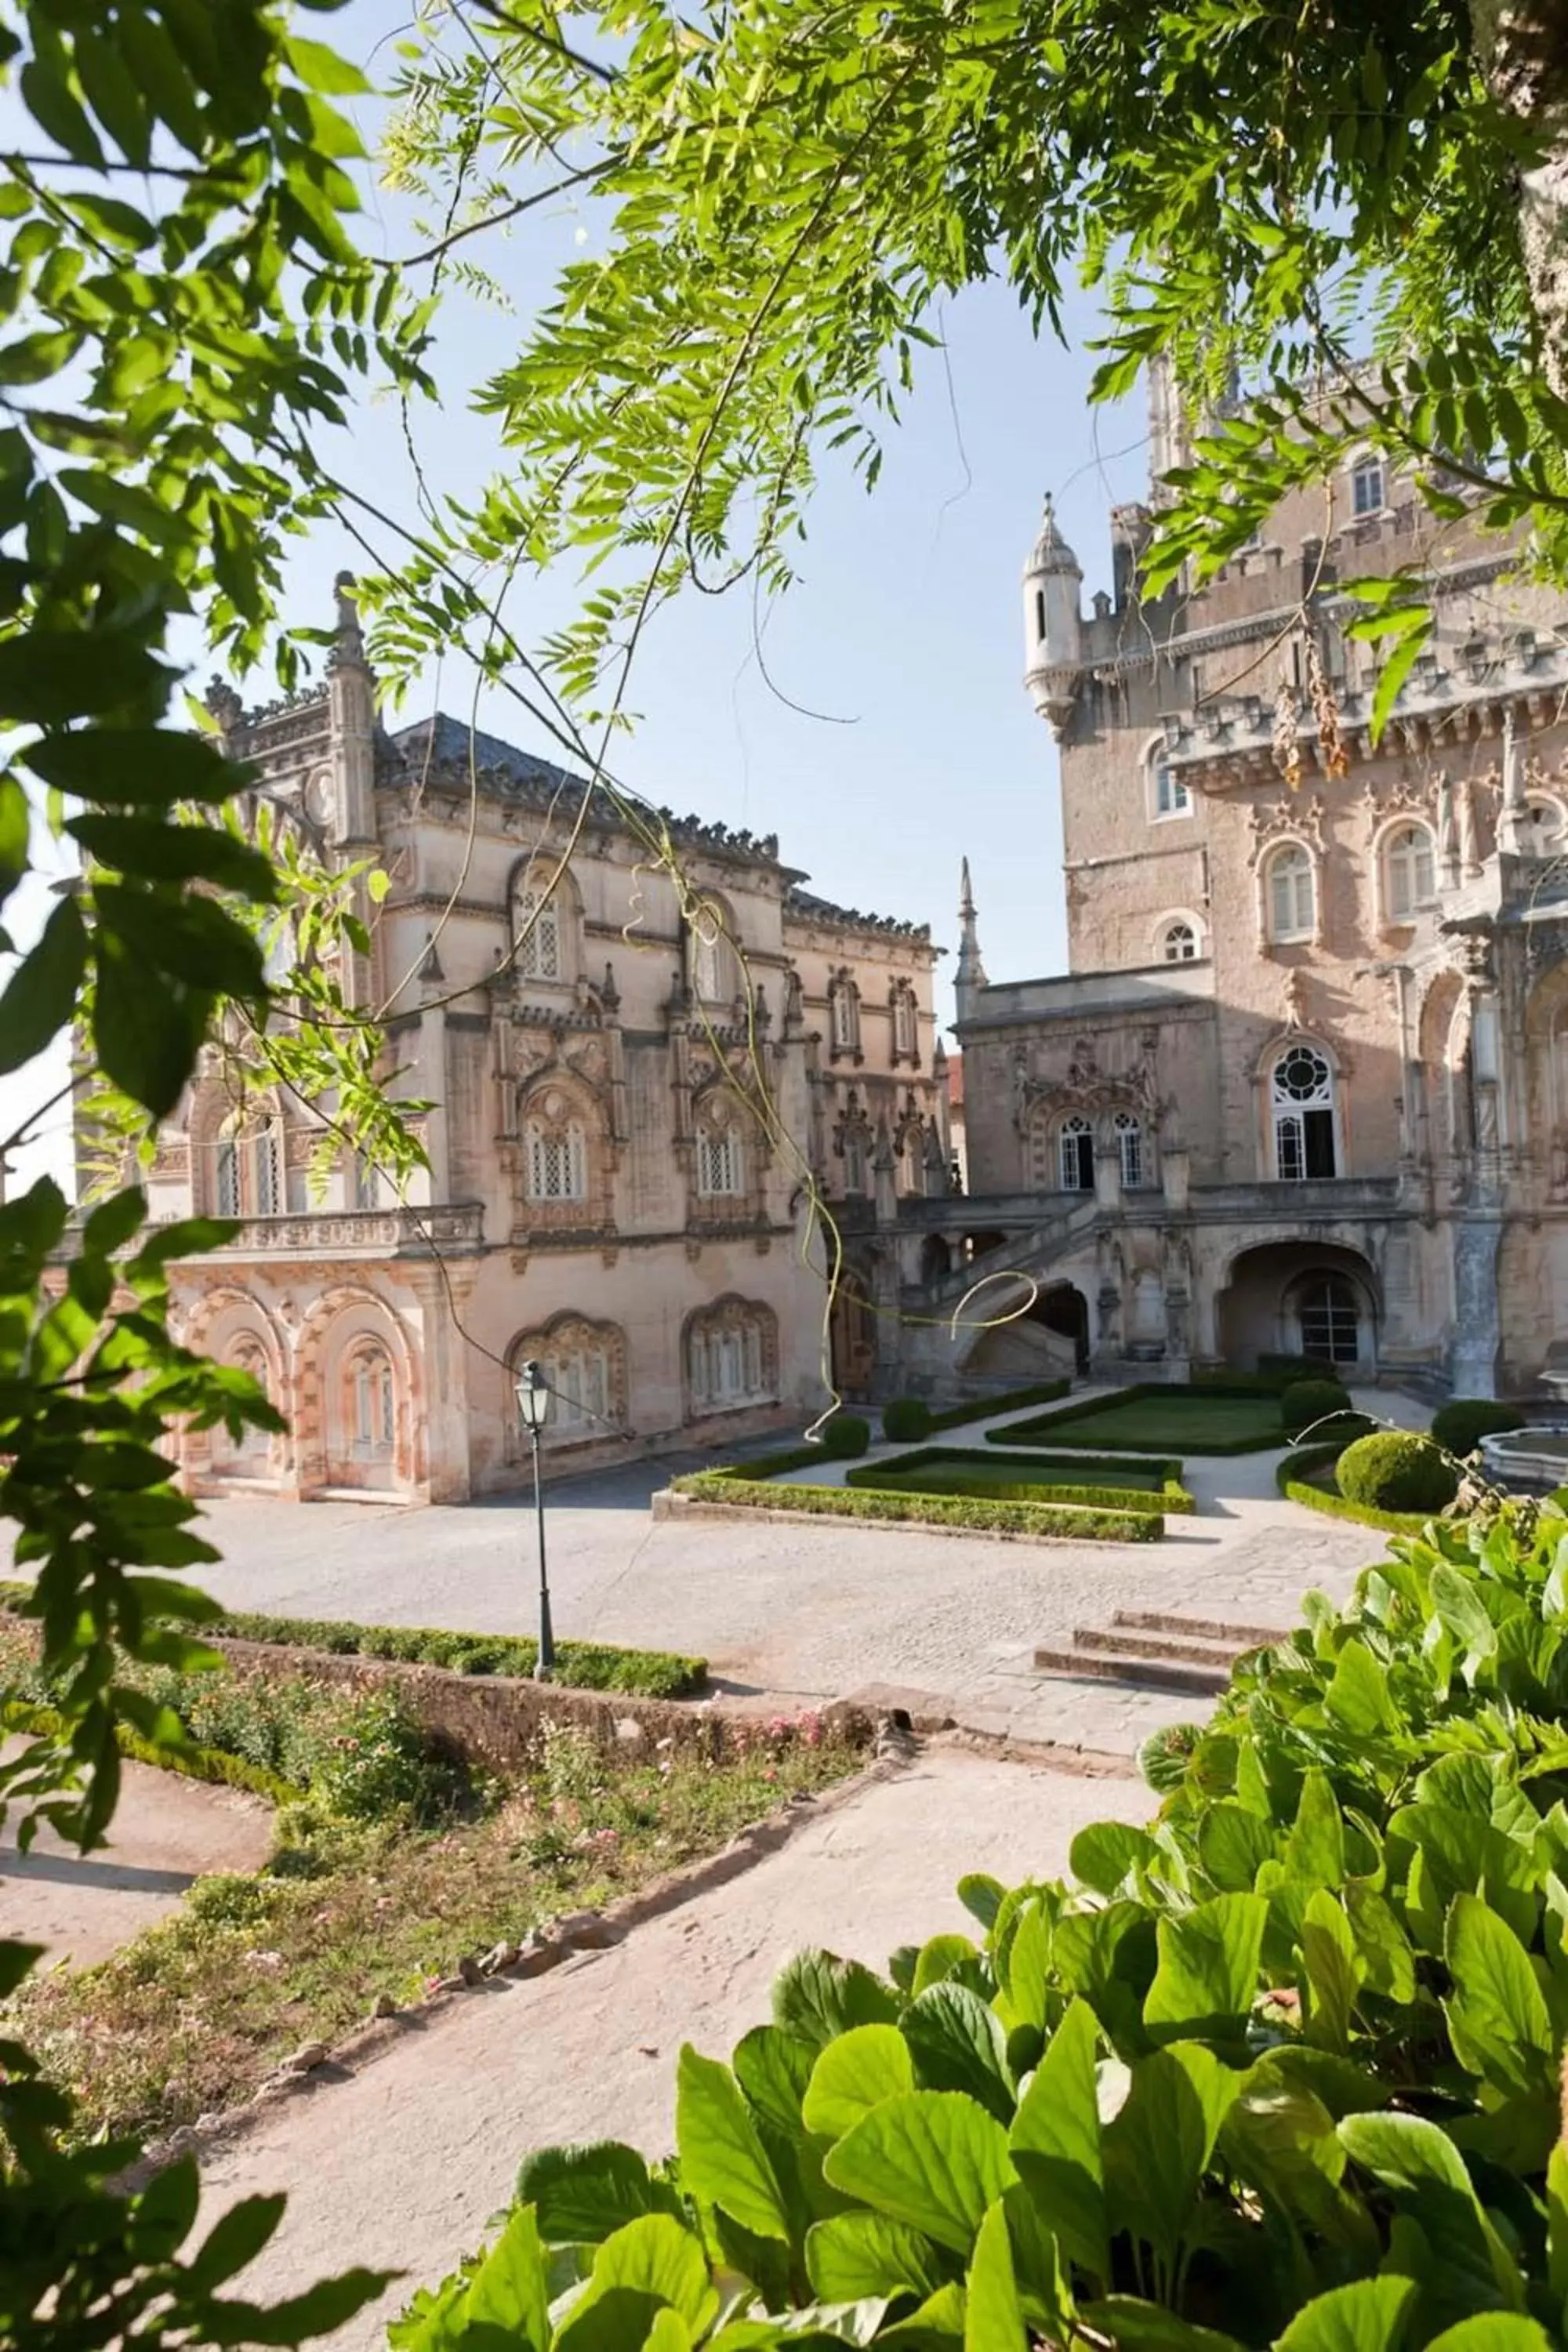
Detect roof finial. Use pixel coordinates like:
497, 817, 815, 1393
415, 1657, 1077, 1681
956, 857, 987, 1010
329, 569, 368, 671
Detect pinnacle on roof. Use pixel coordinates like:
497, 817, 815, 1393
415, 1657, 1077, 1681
1024, 492, 1081, 579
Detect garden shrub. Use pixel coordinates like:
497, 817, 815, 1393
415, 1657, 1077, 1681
674, 1470, 1162, 1541
194, 1606, 707, 1697
1279, 1374, 1353, 1435
1276, 1444, 1436, 1533
845, 1446, 1193, 1515
1336, 1428, 1459, 1513
880, 1396, 934, 1443
1258, 1349, 1342, 1382
817, 1411, 871, 1457
1430, 1396, 1527, 1457
924, 1377, 1069, 1431
307, 1690, 470, 1825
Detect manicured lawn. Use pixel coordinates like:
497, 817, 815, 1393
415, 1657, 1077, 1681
991, 1390, 1287, 1454
863, 1456, 1164, 1497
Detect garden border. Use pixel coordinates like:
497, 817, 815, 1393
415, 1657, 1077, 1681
985, 1380, 1290, 1455
1274, 1443, 1436, 1534
844, 1446, 1194, 1515
662, 1475, 1163, 1542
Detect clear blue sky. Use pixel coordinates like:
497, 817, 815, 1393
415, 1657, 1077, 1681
1, 5, 1148, 1196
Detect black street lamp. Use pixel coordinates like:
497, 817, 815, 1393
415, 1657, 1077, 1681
514, 1357, 555, 1679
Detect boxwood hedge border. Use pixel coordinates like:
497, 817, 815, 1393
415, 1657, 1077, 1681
985, 1379, 1290, 1455
844, 1445, 1194, 1516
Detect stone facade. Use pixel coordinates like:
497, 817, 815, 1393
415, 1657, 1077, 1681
140, 587, 944, 1502
875, 388, 1568, 1401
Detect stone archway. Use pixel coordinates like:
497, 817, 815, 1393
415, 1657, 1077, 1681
1217, 1240, 1379, 1373
293, 1283, 423, 1498
829, 1269, 876, 1400
177, 1284, 290, 1489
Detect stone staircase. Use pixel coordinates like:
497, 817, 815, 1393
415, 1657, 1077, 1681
1033, 1608, 1291, 1697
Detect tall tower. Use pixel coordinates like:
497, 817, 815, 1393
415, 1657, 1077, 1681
1022, 495, 1083, 742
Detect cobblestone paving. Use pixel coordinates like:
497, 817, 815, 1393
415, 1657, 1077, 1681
134, 1388, 1416, 1757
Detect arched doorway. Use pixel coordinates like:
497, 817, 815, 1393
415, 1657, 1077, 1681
1218, 1241, 1377, 1372
829, 1270, 876, 1399
1036, 1281, 1091, 1371
920, 1234, 953, 1284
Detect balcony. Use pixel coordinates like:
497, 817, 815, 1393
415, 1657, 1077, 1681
172, 1203, 487, 1258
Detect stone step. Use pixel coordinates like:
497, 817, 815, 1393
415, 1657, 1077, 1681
1071, 1624, 1240, 1671
1111, 1608, 1291, 1650
1031, 1644, 1231, 1697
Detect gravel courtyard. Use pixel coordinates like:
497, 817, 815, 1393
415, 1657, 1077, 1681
180, 1392, 1411, 1752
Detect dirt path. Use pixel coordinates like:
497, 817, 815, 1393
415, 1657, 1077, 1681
0, 1748, 273, 1969
204, 1746, 1148, 2344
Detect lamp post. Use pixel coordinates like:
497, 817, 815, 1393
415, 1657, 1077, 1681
514, 1357, 555, 1679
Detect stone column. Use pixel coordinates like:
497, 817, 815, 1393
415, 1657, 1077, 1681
1449, 1214, 1503, 1400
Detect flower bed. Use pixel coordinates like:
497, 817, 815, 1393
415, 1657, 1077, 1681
844, 1445, 1193, 1515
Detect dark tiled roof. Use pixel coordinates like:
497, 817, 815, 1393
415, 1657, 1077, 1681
784, 884, 931, 942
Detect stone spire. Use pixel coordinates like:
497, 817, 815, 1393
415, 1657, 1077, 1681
955, 858, 987, 1017
1497, 708, 1529, 854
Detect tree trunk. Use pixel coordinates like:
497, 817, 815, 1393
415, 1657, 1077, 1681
1475, 0, 1568, 394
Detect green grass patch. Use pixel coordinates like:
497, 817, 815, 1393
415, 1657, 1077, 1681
924, 1379, 1072, 1432
988, 1381, 1288, 1455
844, 1446, 1193, 1515
0, 1695, 307, 1807
673, 1471, 1163, 1542
1276, 1443, 1437, 1534
8, 1715, 863, 2148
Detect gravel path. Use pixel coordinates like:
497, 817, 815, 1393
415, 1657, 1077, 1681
0, 1748, 273, 1968
201, 1745, 1147, 2346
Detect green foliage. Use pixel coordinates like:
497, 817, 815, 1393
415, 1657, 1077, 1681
819, 1413, 872, 1459
187, 1603, 710, 1699
845, 1446, 1193, 1515
881, 1397, 935, 1444
674, 1471, 1163, 1542
1337, 1432, 1460, 1514
399, 1499, 1568, 2352
1276, 1446, 1437, 1536
0, 1693, 303, 1808
1432, 1400, 1529, 1458
1280, 1377, 1355, 1437
926, 1381, 1070, 1431
989, 1382, 1288, 1454
1259, 1356, 1345, 1384
306, 1690, 469, 1825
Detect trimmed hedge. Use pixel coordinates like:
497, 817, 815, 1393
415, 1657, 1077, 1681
190, 1608, 708, 1698
1430, 1396, 1526, 1457
703, 1446, 829, 1480
0, 1694, 307, 1806
988, 1380, 1289, 1454
846, 1445, 1194, 1515
818, 1412, 871, 1458
1337, 1429, 1458, 1514
1279, 1376, 1353, 1436
1258, 1351, 1343, 1382
925, 1378, 1071, 1432
880, 1396, 935, 1444
1275, 1444, 1436, 1534
672, 1471, 1163, 1541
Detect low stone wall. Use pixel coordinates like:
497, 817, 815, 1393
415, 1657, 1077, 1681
213, 1635, 875, 1774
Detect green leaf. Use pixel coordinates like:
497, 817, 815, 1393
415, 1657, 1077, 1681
1079, 2299, 1244, 2352
957, 1875, 1007, 1933
901, 1985, 1014, 2123
1070, 1820, 1161, 1896
824, 2091, 1016, 2254
1301, 1891, 1362, 2053
734, 2026, 818, 2138
1102, 2043, 1237, 2270
1428, 1568, 1499, 1680
287, 33, 372, 93
1323, 1642, 1397, 1736
514, 2143, 684, 2245
0, 1942, 42, 1999
676, 2046, 790, 2241
1143, 1893, 1267, 2041
69, 815, 279, 902
0, 630, 167, 723
25, 727, 246, 806
0, 772, 26, 909
1338, 2112, 1520, 2314
1008, 1997, 1106, 2281
199, 2268, 398, 2345
802, 2025, 914, 2139
773, 1951, 901, 2049
912, 1934, 979, 1995
0, 895, 85, 1075
1284, 1772, 1345, 1892
188, 2194, 287, 2289
1423, 2325, 1554, 2352
964, 2200, 1025, 2352
1443, 1893, 1554, 2095
93, 932, 207, 1116
1369, 616, 1433, 746
1274, 2277, 1418, 2352
463, 2204, 550, 2350
1196, 1803, 1275, 1893
586, 2215, 720, 2336
807, 2212, 948, 2302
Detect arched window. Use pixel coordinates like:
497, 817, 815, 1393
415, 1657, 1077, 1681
688, 898, 738, 1004
1291, 1273, 1361, 1366
344, 1338, 396, 1463
1114, 1111, 1144, 1190
213, 1116, 280, 1217
1526, 797, 1568, 854
1265, 843, 1316, 943
686, 1298, 778, 1415
216, 1135, 239, 1219
841, 1114, 869, 1193
891, 982, 918, 1063
695, 1112, 746, 1197
1350, 456, 1385, 517
1160, 920, 1199, 964
510, 1319, 626, 1441
1382, 822, 1436, 922
1058, 1114, 1094, 1192
251, 1124, 281, 1216
526, 1116, 587, 1202
510, 874, 564, 982
220, 1334, 273, 1466
1152, 759, 1190, 819
1271, 1042, 1337, 1180
829, 971, 861, 1058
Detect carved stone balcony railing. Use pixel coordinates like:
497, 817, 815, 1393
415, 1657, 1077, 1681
185, 1203, 487, 1258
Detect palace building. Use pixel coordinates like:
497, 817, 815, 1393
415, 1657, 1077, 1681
870, 373, 1568, 1402
133, 587, 946, 1502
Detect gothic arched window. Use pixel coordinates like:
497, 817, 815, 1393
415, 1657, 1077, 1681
511, 876, 564, 982
1058, 1114, 1094, 1192
1114, 1111, 1144, 1190
1271, 1041, 1338, 1180
694, 1094, 746, 1198
685, 1297, 778, 1415
891, 982, 919, 1063
526, 1116, 587, 1202
688, 898, 739, 1004
344, 1337, 396, 1463
213, 1115, 281, 1218
828, 970, 862, 1058
508, 1318, 626, 1445
1381, 822, 1436, 923
1265, 843, 1316, 943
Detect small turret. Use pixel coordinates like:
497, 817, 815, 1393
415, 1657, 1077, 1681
1022, 495, 1083, 740
955, 858, 988, 1018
